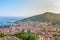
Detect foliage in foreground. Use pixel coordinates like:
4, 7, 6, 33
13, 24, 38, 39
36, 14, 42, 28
0, 33, 6, 38
0, 31, 38, 40
13, 31, 38, 40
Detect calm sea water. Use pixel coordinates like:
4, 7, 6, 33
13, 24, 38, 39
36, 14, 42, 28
0, 17, 24, 26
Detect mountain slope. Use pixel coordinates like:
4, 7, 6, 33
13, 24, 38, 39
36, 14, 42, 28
19, 12, 60, 25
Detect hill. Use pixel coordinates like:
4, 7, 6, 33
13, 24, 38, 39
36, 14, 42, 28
16, 12, 60, 25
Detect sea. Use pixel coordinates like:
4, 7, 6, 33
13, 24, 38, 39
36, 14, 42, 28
0, 17, 25, 26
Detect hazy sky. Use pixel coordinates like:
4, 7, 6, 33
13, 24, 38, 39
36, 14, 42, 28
0, 0, 60, 17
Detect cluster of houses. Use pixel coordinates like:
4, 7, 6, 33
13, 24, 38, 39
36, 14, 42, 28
0, 36, 21, 40
0, 21, 60, 40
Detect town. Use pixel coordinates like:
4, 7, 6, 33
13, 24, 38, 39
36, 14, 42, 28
0, 21, 60, 40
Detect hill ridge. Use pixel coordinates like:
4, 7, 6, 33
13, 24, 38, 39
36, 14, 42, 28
17, 12, 60, 25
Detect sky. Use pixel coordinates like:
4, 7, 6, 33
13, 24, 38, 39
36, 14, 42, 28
0, 0, 60, 17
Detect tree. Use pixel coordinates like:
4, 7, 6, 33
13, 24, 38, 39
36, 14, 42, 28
0, 33, 6, 38
13, 31, 38, 40
26, 34, 38, 40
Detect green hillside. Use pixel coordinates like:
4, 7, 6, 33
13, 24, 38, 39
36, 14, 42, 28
20, 12, 60, 25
